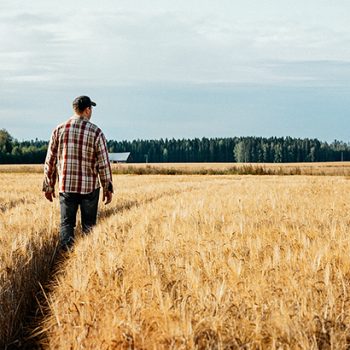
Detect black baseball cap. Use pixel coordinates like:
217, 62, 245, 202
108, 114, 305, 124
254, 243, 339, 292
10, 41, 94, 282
72, 96, 96, 111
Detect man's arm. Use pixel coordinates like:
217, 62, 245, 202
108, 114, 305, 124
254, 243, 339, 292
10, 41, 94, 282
43, 128, 58, 201
95, 132, 113, 204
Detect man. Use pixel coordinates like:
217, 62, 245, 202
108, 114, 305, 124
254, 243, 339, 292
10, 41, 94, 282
43, 95, 113, 250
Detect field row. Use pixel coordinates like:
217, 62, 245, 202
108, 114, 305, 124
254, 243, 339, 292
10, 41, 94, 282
2, 174, 350, 348
38, 176, 350, 349
0, 174, 217, 348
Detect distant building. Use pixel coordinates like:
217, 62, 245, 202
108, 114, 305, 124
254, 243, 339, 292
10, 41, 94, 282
108, 152, 131, 163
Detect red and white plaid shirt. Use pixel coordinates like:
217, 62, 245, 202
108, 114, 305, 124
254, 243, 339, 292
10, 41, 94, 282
43, 115, 113, 194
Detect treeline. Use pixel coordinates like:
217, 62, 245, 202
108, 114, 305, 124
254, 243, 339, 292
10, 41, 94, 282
0, 129, 349, 164
0, 129, 48, 164
108, 137, 350, 163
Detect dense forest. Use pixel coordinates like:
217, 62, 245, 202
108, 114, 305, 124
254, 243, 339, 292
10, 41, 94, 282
0, 129, 349, 164
109, 137, 350, 163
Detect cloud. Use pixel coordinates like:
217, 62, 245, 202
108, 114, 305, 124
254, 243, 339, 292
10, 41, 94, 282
0, 12, 68, 84
1, 1, 350, 143
1, 5, 350, 89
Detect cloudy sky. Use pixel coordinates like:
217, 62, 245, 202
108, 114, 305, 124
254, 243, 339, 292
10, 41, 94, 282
1, 0, 350, 142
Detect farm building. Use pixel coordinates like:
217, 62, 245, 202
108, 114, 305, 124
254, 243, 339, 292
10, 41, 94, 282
108, 152, 131, 163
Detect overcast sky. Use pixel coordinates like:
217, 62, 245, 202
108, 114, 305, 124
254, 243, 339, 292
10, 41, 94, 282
1, 0, 350, 141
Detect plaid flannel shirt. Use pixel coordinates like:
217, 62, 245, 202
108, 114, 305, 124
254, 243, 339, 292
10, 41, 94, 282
43, 115, 113, 194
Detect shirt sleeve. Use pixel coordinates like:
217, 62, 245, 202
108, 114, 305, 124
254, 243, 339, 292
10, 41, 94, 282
42, 128, 58, 192
95, 132, 113, 193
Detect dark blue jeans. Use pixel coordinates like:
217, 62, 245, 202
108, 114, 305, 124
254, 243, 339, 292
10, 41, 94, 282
59, 188, 100, 249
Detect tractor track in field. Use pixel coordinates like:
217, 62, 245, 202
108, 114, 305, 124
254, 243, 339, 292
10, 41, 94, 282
5, 181, 212, 349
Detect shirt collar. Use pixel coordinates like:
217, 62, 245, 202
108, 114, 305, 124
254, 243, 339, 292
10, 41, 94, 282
71, 114, 89, 121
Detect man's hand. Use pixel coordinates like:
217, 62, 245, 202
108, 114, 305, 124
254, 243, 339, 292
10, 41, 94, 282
45, 191, 56, 202
103, 191, 113, 205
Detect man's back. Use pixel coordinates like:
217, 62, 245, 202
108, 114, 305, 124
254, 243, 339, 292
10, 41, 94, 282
43, 117, 112, 196
43, 95, 113, 251
53, 116, 104, 194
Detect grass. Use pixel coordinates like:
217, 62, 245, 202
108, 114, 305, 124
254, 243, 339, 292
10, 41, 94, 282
0, 173, 210, 348
1, 169, 350, 348
1, 161, 350, 176
0, 173, 59, 347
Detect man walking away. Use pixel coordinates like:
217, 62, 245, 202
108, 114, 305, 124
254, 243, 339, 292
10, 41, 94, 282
43, 96, 113, 251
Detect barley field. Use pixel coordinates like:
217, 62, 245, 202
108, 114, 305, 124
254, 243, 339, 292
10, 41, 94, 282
1, 165, 350, 349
